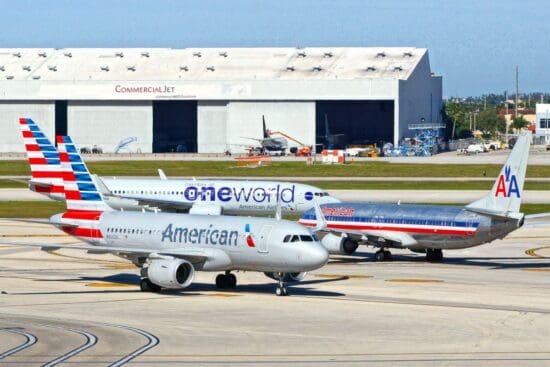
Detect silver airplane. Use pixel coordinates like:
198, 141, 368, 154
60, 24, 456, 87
20, 118, 338, 215
300, 134, 532, 262
7, 135, 329, 296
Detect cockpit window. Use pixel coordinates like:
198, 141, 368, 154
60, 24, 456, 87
299, 235, 314, 242
283, 235, 292, 243
290, 235, 300, 242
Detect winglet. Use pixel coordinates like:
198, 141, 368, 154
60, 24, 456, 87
274, 200, 282, 221
312, 200, 327, 231
92, 174, 113, 196
158, 169, 168, 180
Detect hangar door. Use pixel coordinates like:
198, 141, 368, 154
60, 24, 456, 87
316, 101, 394, 149
68, 101, 152, 153
153, 101, 197, 153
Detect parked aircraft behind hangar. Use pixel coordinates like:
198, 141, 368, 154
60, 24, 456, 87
300, 134, 533, 262
7, 131, 329, 296
20, 118, 339, 215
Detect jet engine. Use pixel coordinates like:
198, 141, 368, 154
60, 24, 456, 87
264, 272, 307, 282
321, 233, 358, 255
146, 259, 195, 289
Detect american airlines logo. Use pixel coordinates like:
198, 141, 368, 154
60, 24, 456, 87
162, 223, 239, 246
322, 207, 355, 217
115, 85, 175, 94
182, 184, 295, 204
494, 165, 521, 198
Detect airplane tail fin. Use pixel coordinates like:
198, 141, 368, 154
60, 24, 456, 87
56, 135, 112, 214
262, 115, 269, 138
466, 134, 530, 216
18, 118, 64, 199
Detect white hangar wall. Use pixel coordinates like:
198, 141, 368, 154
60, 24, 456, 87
0, 48, 443, 153
0, 101, 55, 152
398, 52, 443, 141
197, 101, 316, 154
68, 101, 153, 153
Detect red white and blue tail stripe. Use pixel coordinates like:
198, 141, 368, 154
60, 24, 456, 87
55, 135, 111, 240
19, 118, 64, 199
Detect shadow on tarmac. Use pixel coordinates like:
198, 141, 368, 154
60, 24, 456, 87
330, 250, 550, 270
8, 273, 348, 297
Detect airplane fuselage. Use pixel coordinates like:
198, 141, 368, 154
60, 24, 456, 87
100, 178, 338, 215
300, 203, 523, 250
53, 211, 329, 272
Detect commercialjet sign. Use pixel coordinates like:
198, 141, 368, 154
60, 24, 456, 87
115, 84, 176, 94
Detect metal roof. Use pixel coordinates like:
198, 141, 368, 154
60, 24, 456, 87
0, 47, 427, 82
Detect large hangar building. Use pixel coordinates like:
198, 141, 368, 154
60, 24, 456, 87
0, 47, 442, 153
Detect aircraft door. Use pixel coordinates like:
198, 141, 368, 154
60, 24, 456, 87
257, 225, 272, 253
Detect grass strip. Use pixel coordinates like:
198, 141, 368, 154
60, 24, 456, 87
1, 160, 550, 178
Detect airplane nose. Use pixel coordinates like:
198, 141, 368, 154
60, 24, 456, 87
305, 243, 329, 269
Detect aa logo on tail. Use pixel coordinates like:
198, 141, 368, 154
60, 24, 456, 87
495, 165, 520, 198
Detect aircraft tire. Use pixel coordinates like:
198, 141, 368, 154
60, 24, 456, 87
276, 286, 288, 296
227, 273, 237, 288
215, 274, 227, 289
426, 249, 443, 262
140, 278, 160, 292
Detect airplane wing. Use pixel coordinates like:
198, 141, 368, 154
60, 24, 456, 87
335, 228, 418, 248
115, 195, 195, 211
0, 240, 211, 263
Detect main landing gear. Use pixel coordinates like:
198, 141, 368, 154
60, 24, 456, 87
426, 248, 443, 262
374, 249, 393, 261
275, 272, 289, 296
140, 278, 161, 292
215, 271, 237, 289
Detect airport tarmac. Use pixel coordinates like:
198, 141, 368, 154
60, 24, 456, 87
0, 219, 550, 366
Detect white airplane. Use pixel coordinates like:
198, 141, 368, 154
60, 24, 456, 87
19, 118, 339, 215
5, 133, 329, 296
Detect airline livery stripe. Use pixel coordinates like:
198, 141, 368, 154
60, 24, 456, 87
28, 157, 47, 165
65, 190, 82, 200
34, 184, 65, 194
63, 226, 103, 239
62, 210, 103, 220
300, 220, 477, 236
25, 144, 41, 151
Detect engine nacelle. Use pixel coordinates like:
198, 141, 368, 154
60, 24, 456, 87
321, 233, 358, 255
264, 272, 307, 282
146, 259, 195, 289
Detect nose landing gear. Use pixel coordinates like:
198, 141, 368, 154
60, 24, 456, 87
275, 272, 289, 296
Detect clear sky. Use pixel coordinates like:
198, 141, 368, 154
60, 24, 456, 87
1, 0, 548, 97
